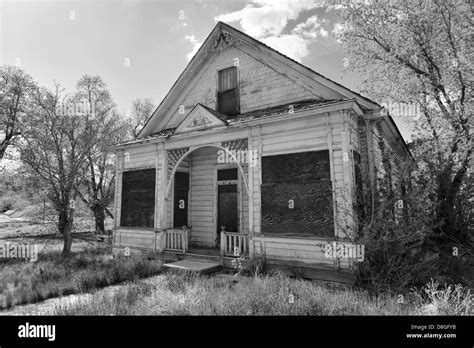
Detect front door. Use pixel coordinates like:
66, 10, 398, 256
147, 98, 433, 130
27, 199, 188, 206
173, 172, 189, 228
216, 168, 239, 247
218, 184, 238, 233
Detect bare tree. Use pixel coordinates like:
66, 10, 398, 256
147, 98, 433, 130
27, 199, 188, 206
0, 66, 35, 159
129, 98, 155, 139
74, 75, 128, 234
20, 82, 119, 256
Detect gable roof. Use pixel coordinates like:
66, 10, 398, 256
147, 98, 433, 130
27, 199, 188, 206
138, 21, 382, 139
133, 22, 411, 160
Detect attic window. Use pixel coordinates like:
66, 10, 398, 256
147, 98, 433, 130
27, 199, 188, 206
217, 66, 239, 116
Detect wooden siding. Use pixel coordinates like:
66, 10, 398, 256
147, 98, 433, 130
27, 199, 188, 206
251, 236, 354, 270
113, 228, 155, 250
122, 143, 156, 170
189, 147, 216, 246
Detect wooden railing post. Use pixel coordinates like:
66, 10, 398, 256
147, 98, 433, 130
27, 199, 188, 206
220, 232, 250, 257
220, 231, 225, 256
163, 229, 188, 253
183, 230, 188, 253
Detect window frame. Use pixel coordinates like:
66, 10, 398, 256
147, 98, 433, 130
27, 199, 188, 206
120, 168, 156, 229
215, 64, 240, 116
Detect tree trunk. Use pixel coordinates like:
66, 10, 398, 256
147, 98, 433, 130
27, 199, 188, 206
434, 165, 468, 243
62, 226, 73, 257
93, 207, 105, 234
0, 130, 15, 160
0, 143, 8, 160
58, 206, 74, 257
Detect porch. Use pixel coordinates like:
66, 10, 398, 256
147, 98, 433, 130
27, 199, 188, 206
160, 228, 249, 257
112, 228, 356, 283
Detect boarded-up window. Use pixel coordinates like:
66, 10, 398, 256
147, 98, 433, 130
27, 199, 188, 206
261, 151, 333, 237
120, 169, 155, 228
217, 67, 239, 116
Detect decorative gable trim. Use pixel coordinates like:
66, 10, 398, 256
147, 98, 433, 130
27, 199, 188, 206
210, 30, 244, 51
175, 104, 227, 134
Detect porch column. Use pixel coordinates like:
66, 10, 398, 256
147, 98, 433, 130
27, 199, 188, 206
337, 110, 356, 238
248, 126, 262, 260
155, 142, 167, 230
114, 149, 124, 229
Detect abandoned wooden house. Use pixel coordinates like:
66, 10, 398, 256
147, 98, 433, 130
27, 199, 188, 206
111, 22, 411, 283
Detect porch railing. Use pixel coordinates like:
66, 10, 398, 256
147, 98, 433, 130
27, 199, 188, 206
164, 229, 189, 253
221, 232, 249, 257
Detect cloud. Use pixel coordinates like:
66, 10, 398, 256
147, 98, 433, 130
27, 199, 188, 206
215, 0, 322, 38
291, 15, 328, 39
292, 15, 321, 36
215, 1, 331, 62
185, 35, 203, 61
261, 35, 310, 62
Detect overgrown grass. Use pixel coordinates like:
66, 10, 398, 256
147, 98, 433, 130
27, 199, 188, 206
412, 279, 473, 315
54, 272, 472, 316
0, 246, 162, 309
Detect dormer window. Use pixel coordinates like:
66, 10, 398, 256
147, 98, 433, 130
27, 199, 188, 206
217, 66, 239, 116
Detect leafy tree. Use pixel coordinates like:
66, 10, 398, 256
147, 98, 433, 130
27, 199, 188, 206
338, 0, 472, 244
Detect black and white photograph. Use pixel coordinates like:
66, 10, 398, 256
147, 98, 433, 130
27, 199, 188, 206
0, 0, 472, 346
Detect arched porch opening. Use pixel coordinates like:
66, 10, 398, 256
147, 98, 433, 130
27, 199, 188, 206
165, 144, 251, 198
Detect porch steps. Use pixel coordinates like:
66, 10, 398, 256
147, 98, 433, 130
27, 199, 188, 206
162, 260, 221, 274
159, 249, 223, 264
181, 252, 222, 262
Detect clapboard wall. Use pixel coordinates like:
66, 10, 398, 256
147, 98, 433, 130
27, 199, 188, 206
188, 146, 216, 246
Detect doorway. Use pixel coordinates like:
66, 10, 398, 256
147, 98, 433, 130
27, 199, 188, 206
173, 171, 189, 228
216, 168, 239, 246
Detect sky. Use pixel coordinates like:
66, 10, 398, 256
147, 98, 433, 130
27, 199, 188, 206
0, 0, 413, 140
